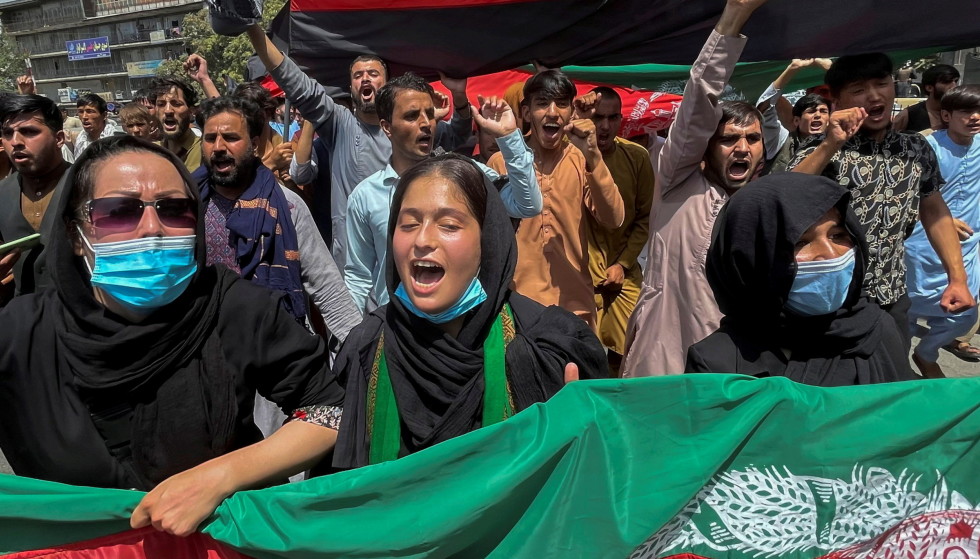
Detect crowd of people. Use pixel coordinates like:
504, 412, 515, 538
0, 0, 978, 539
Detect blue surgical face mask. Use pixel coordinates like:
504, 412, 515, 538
78, 229, 198, 312
785, 248, 856, 317
393, 276, 488, 324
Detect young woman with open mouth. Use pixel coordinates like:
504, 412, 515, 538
330, 153, 606, 468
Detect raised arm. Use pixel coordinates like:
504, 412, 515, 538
566, 118, 624, 228
184, 54, 220, 99
245, 24, 343, 141
472, 95, 542, 218
657, 0, 761, 193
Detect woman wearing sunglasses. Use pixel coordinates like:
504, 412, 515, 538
330, 153, 605, 468
0, 136, 344, 536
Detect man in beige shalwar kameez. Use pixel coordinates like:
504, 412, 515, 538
622, 0, 768, 377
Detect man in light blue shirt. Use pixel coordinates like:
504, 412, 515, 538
345, 73, 541, 312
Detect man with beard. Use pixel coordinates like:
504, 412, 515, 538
345, 74, 540, 313
488, 70, 624, 329
621, 0, 768, 378
241, 24, 473, 267
0, 95, 70, 301
154, 78, 202, 173
789, 54, 974, 351
193, 97, 361, 345
893, 64, 960, 133
573, 86, 654, 375
73, 94, 120, 158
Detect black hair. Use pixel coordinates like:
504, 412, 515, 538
941, 85, 980, 114
232, 81, 277, 118
589, 85, 622, 104
392, 153, 488, 228
922, 64, 960, 88
719, 101, 763, 128
133, 87, 156, 105
1, 94, 64, 133
198, 96, 265, 140
522, 70, 576, 106
348, 55, 388, 80
152, 78, 198, 108
792, 93, 832, 118
76, 93, 107, 114
375, 72, 434, 123
69, 135, 194, 221
824, 53, 893, 96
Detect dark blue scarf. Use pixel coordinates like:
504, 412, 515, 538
195, 164, 307, 322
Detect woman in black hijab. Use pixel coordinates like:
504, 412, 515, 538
332, 153, 605, 468
0, 136, 344, 535
685, 174, 914, 386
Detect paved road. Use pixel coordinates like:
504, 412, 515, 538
1, 330, 977, 477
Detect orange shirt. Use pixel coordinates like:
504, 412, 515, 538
489, 142, 623, 328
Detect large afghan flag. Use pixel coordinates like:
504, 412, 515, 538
3, 375, 980, 558
274, 0, 977, 99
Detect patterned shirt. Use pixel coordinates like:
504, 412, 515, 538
204, 193, 241, 274
789, 130, 944, 305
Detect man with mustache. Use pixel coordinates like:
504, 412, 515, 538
789, 53, 975, 352
154, 78, 202, 173
73, 94, 120, 158
241, 25, 473, 268
345, 73, 541, 313
194, 97, 360, 347
0, 95, 70, 302
573, 86, 654, 375
622, 0, 768, 378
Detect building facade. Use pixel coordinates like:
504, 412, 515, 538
0, 0, 201, 108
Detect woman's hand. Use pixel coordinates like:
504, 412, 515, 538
130, 462, 233, 537
564, 362, 579, 384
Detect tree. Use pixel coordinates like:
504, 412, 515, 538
0, 32, 28, 93
156, 0, 285, 95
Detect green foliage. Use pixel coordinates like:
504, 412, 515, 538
0, 32, 28, 92
157, 0, 285, 95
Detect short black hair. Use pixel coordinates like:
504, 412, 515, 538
133, 87, 156, 105
941, 85, 980, 114
522, 70, 576, 106
792, 93, 832, 118
1, 94, 63, 133
232, 82, 277, 117
152, 78, 198, 108
349, 55, 388, 80
825, 53, 893, 97
375, 72, 434, 123
589, 85, 621, 104
198, 96, 264, 139
76, 93, 107, 114
922, 64, 960, 88
719, 101, 763, 128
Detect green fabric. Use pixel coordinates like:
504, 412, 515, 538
368, 332, 400, 465
4, 375, 980, 557
481, 303, 514, 424
369, 305, 515, 465
549, 48, 946, 100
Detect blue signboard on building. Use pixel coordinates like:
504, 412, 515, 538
66, 37, 111, 62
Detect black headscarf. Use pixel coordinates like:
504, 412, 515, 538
47, 136, 243, 486
690, 173, 913, 386
332, 154, 605, 468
